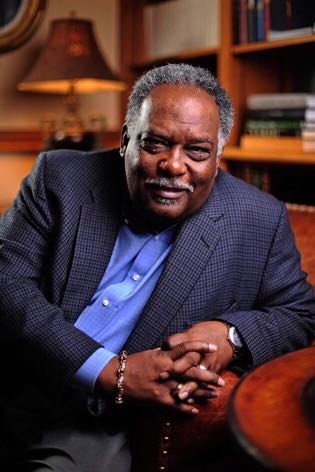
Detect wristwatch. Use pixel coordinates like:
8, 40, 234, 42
224, 322, 244, 361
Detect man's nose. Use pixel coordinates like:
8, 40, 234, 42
158, 146, 186, 176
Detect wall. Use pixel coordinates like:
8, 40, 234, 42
0, 0, 121, 131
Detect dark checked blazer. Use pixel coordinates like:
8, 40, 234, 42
0, 149, 314, 410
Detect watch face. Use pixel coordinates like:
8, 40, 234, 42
229, 326, 242, 348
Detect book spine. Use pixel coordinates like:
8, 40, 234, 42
244, 119, 302, 136
239, 0, 248, 43
247, 108, 306, 119
247, 93, 311, 109
263, 0, 271, 38
256, 0, 265, 40
252, 167, 262, 189
233, 0, 241, 44
269, 0, 288, 31
305, 109, 315, 122
261, 167, 271, 193
247, 0, 257, 41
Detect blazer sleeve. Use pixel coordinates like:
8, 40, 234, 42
218, 204, 315, 367
0, 153, 102, 387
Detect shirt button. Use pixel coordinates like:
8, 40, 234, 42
132, 273, 141, 281
102, 299, 110, 306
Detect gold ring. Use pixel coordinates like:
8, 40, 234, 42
171, 382, 184, 397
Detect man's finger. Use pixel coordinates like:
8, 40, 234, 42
174, 366, 224, 387
179, 383, 220, 401
164, 333, 186, 349
169, 353, 215, 375
167, 341, 217, 361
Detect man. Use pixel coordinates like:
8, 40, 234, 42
0, 63, 314, 471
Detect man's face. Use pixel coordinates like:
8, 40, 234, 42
122, 84, 221, 229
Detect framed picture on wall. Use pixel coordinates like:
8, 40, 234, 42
0, 0, 46, 53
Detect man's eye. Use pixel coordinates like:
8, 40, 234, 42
186, 147, 211, 160
141, 139, 167, 153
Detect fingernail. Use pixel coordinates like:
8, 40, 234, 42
208, 343, 217, 351
217, 377, 225, 386
192, 408, 199, 414
210, 390, 219, 397
179, 391, 189, 400
159, 372, 170, 380
187, 398, 195, 404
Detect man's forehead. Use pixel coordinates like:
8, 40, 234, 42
134, 84, 219, 133
143, 84, 215, 106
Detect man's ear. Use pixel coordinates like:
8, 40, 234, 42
120, 124, 130, 157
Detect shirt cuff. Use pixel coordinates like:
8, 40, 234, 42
73, 347, 116, 392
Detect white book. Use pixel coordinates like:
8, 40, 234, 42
305, 109, 315, 122
267, 26, 314, 41
306, 96, 315, 108
144, 0, 219, 60
302, 121, 315, 130
247, 93, 315, 110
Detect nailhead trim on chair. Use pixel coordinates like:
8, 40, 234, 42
286, 203, 315, 213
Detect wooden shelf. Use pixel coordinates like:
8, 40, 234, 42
232, 34, 315, 55
0, 130, 121, 153
223, 146, 315, 165
132, 46, 218, 70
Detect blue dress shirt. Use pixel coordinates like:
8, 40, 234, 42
74, 223, 175, 391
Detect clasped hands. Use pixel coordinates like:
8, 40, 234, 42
97, 321, 234, 415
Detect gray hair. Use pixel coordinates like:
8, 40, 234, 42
125, 63, 234, 155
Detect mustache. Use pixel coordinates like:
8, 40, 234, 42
145, 177, 194, 193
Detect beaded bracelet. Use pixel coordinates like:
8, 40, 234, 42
115, 350, 128, 405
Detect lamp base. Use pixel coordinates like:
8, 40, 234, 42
44, 130, 96, 151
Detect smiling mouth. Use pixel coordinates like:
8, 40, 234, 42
151, 186, 185, 200
145, 178, 194, 202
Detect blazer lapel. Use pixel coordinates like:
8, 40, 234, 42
61, 189, 120, 323
124, 200, 224, 353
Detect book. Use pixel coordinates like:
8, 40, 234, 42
305, 109, 315, 122
269, 0, 288, 31
239, 0, 248, 43
267, 25, 314, 40
244, 118, 302, 136
246, 108, 306, 119
247, 93, 315, 110
247, 0, 257, 42
233, 0, 241, 44
144, 0, 219, 60
301, 121, 315, 131
306, 96, 315, 108
256, 0, 266, 41
263, 0, 271, 38
235, 165, 271, 192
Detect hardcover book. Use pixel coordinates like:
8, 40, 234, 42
247, 93, 315, 110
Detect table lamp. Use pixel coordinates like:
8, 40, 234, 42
17, 13, 125, 150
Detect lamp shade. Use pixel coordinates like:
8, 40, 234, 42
18, 17, 125, 93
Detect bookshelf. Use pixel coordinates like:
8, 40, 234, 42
119, 0, 315, 204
